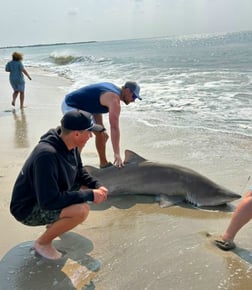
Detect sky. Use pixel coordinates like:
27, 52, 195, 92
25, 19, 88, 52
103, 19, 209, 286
0, 0, 252, 47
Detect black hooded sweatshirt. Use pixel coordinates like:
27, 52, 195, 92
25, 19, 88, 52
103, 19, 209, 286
10, 127, 101, 221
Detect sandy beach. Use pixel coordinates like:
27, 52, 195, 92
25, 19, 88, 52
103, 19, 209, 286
1, 67, 252, 289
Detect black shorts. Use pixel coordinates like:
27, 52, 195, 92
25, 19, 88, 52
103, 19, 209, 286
21, 204, 61, 226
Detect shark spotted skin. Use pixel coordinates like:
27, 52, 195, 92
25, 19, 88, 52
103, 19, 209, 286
85, 150, 241, 208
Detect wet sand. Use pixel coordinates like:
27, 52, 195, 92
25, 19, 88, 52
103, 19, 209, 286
1, 68, 252, 289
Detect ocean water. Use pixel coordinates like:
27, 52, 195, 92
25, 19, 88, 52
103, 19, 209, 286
1, 30, 252, 136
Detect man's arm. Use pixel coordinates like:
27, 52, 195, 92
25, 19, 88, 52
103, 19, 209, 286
101, 92, 123, 167
109, 100, 122, 167
34, 153, 94, 210
76, 150, 102, 188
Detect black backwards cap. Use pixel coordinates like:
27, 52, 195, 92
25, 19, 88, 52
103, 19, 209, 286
61, 110, 104, 132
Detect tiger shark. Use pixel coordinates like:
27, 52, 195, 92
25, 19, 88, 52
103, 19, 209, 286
85, 150, 241, 208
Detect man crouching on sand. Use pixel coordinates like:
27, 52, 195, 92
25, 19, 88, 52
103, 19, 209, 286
10, 110, 108, 260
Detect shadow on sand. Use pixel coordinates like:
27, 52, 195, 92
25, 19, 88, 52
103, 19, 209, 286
232, 246, 252, 265
90, 194, 236, 218
0, 232, 100, 290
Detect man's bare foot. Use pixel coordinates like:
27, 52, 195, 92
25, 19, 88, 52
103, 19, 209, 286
11, 101, 15, 106
33, 241, 62, 260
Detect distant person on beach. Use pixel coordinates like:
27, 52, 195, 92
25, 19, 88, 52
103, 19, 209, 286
215, 187, 252, 251
10, 110, 108, 260
5, 52, 32, 109
61, 81, 142, 168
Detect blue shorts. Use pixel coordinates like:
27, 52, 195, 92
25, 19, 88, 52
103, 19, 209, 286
21, 204, 61, 226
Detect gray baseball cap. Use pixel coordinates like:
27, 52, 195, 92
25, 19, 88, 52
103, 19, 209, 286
124, 81, 142, 100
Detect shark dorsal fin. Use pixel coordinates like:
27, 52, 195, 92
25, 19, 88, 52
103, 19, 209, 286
124, 150, 146, 164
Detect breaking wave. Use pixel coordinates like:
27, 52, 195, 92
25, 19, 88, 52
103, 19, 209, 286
49, 52, 109, 65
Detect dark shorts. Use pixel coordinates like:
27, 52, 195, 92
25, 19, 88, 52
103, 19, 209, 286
21, 204, 61, 226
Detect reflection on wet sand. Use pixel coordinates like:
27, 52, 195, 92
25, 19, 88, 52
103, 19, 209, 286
90, 195, 236, 219
12, 109, 29, 148
81, 201, 252, 289
0, 232, 100, 290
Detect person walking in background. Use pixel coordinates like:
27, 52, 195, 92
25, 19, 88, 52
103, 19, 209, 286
10, 110, 108, 260
61, 81, 142, 168
5, 52, 32, 109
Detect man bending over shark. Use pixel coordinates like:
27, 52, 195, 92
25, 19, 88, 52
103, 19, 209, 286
10, 110, 108, 260
61, 81, 142, 168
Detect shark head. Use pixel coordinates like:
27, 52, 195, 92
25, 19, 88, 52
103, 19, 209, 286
185, 187, 241, 207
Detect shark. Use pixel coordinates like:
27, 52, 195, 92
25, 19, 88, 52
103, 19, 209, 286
85, 150, 241, 208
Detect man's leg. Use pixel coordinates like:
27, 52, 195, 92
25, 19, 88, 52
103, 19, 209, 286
221, 189, 252, 242
94, 131, 110, 167
92, 114, 110, 167
34, 203, 90, 259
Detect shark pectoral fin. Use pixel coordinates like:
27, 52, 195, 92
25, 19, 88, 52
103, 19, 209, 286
159, 194, 185, 208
